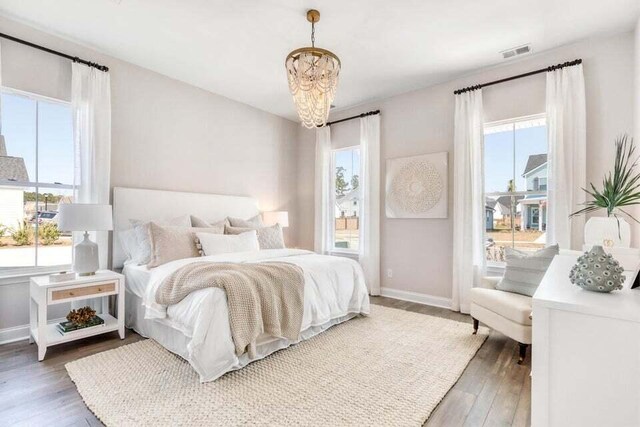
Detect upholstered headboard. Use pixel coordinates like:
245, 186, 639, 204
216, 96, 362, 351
111, 187, 259, 268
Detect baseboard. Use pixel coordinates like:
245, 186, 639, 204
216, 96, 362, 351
379, 287, 452, 309
0, 324, 29, 345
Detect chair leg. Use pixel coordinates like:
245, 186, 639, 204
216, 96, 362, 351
472, 317, 479, 335
518, 343, 528, 365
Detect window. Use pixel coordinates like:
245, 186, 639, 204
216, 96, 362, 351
484, 115, 547, 264
332, 147, 361, 252
0, 88, 74, 274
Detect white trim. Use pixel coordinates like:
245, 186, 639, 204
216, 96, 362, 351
380, 287, 452, 309
0, 266, 71, 285
0, 323, 29, 345
1, 85, 70, 106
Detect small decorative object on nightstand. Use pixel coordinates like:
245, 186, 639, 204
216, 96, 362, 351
57, 203, 113, 276
29, 270, 125, 361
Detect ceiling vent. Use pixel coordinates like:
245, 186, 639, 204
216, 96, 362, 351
501, 44, 531, 60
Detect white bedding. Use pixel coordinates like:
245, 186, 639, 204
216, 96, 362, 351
123, 248, 370, 382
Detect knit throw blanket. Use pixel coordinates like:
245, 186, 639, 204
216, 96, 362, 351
156, 261, 305, 358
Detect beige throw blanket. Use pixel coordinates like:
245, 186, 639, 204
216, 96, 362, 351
156, 262, 305, 358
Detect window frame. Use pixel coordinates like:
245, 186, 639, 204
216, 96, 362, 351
483, 113, 548, 270
0, 86, 74, 279
329, 145, 362, 255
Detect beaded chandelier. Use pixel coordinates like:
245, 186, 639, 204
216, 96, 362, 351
285, 10, 341, 129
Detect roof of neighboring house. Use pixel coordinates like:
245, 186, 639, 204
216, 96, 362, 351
336, 187, 361, 204
0, 137, 29, 182
485, 198, 497, 211
523, 153, 547, 176
493, 195, 524, 215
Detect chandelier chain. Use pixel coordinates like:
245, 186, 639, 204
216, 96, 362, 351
311, 21, 315, 48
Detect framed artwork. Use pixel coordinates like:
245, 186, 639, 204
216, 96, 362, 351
385, 152, 448, 218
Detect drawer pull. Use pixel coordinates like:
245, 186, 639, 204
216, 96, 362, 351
69, 292, 74, 296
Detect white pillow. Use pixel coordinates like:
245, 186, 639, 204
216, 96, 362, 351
117, 229, 138, 264
129, 215, 191, 265
196, 230, 259, 256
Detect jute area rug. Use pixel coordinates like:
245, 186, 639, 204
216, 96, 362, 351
66, 305, 488, 426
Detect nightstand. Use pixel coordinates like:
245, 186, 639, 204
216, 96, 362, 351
29, 270, 125, 361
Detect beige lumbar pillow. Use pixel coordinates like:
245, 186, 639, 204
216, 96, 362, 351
190, 215, 229, 230
227, 214, 264, 228
224, 224, 285, 250
147, 223, 224, 268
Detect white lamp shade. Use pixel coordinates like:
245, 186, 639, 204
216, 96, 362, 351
262, 211, 289, 228
58, 203, 113, 231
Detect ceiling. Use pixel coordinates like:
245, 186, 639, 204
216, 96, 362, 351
0, 0, 638, 122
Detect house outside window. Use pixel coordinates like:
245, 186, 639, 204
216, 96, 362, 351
484, 115, 547, 265
332, 146, 360, 252
0, 88, 74, 275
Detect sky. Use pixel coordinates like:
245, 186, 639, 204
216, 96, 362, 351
335, 148, 360, 192
484, 124, 547, 194
1, 92, 74, 187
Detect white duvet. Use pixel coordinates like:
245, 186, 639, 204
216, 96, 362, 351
133, 249, 370, 382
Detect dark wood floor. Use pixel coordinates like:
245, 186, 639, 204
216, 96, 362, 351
0, 297, 530, 427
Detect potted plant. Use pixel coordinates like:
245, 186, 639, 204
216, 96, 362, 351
570, 134, 639, 247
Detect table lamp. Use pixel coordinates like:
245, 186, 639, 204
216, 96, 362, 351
57, 204, 113, 276
262, 211, 289, 228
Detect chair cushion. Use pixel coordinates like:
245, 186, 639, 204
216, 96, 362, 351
470, 287, 532, 326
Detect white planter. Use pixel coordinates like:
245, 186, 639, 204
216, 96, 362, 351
584, 216, 631, 248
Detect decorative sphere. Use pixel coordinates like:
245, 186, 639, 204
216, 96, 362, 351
569, 246, 624, 293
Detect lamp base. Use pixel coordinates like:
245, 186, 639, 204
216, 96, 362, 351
73, 232, 99, 276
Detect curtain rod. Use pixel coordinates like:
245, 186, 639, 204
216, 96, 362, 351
453, 59, 581, 95
0, 32, 109, 72
324, 109, 380, 126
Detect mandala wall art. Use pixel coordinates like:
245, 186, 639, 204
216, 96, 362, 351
385, 152, 448, 218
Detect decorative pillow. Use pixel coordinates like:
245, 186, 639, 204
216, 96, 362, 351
146, 224, 223, 268
190, 215, 230, 229
196, 231, 260, 256
225, 224, 285, 250
130, 215, 192, 265
496, 244, 559, 297
227, 214, 264, 228
117, 229, 138, 264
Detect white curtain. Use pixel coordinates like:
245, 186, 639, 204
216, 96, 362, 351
71, 63, 112, 269
452, 90, 485, 314
359, 115, 381, 296
546, 64, 586, 250
314, 126, 333, 254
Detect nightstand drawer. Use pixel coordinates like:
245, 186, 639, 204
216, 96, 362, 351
48, 281, 118, 303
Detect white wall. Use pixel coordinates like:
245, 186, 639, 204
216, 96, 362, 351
0, 16, 301, 338
297, 31, 636, 304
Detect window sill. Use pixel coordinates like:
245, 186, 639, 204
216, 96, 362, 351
0, 265, 72, 286
329, 250, 359, 260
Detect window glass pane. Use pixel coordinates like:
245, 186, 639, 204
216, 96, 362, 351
484, 117, 547, 263
0, 91, 74, 272
0, 186, 36, 269
1, 93, 36, 183
38, 100, 74, 185
334, 148, 360, 251
34, 188, 74, 267
514, 122, 547, 253
484, 127, 514, 193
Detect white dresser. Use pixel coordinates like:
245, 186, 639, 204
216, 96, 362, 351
532, 254, 640, 427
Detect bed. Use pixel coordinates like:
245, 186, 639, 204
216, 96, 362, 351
113, 187, 370, 382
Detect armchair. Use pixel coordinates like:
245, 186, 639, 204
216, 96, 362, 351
470, 276, 532, 364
